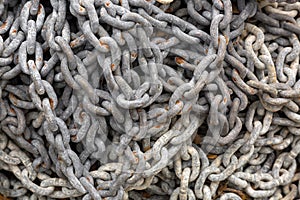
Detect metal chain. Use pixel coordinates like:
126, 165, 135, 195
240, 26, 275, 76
1, 0, 300, 199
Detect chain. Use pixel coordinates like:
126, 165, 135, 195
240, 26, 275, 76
1, 0, 300, 199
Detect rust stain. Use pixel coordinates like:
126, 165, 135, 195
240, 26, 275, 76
9, 93, 18, 104
0, 195, 12, 200
38, 5, 43, 15
165, 8, 173, 13
164, 105, 169, 111
10, 108, 16, 114
175, 57, 185, 64
32, 62, 36, 69
232, 3, 240, 14
111, 63, 115, 70
99, 40, 109, 49
131, 52, 137, 58
167, 79, 173, 85
193, 134, 201, 144
207, 154, 218, 159
70, 41, 76, 48
57, 155, 63, 161
41, 163, 47, 168
0, 21, 7, 29
224, 35, 229, 45
71, 135, 77, 141
79, 6, 85, 12
49, 98, 54, 110
143, 145, 151, 152
86, 176, 91, 182
223, 188, 250, 200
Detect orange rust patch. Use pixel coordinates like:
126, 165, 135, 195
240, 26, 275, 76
193, 134, 201, 145
224, 35, 229, 45
216, 181, 228, 196
9, 93, 17, 104
79, 6, 85, 12
49, 98, 54, 109
12, 29, 17, 34
100, 40, 109, 49
0, 22, 7, 29
111, 63, 115, 70
131, 52, 137, 58
105, 2, 110, 6
175, 57, 184, 64
38, 5, 43, 15
143, 145, 151, 152
232, 77, 237, 82
70, 41, 76, 48
155, 125, 162, 128
133, 151, 139, 162
0, 194, 12, 200
175, 100, 181, 105
207, 154, 218, 159
10, 108, 16, 114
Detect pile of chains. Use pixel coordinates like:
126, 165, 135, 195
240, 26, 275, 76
2, 0, 300, 199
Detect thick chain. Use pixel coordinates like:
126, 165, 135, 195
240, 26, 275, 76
1, 0, 300, 199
